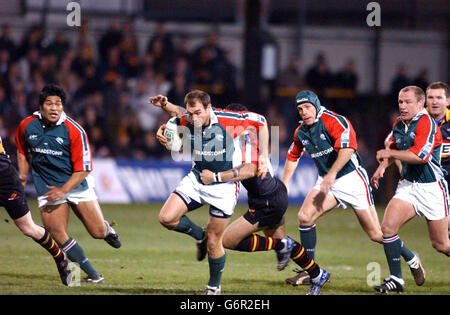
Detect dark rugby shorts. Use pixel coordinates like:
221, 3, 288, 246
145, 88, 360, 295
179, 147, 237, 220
243, 179, 288, 229
0, 156, 30, 220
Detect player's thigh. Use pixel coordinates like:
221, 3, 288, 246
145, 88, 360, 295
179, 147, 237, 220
71, 200, 107, 238
159, 193, 189, 227
381, 198, 416, 235
40, 203, 70, 244
426, 218, 450, 253
353, 205, 382, 242
223, 216, 259, 249
298, 189, 338, 224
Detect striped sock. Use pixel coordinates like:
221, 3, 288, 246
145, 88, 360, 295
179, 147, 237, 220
62, 238, 100, 277
290, 241, 320, 279
382, 234, 403, 279
234, 234, 281, 252
34, 229, 64, 263
299, 224, 317, 260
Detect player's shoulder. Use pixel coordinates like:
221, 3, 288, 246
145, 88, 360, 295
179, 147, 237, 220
18, 115, 39, 133
214, 108, 266, 124
321, 109, 350, 127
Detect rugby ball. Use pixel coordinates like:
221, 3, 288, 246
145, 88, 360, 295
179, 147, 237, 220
164, 117, 183, 151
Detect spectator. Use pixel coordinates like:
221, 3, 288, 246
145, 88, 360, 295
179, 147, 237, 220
47, 31, 71, 60
98, 20, 123, 60
305, 53, 333, 96
412, 68, 429, 92
0, 24, 16, 58
390, 64, 410, 96
278, 55, 305, 88
335, 59, 358, 90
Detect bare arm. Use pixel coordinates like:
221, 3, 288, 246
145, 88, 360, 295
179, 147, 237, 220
150, 95, 185, 118
320, 148, 355, 193
370, 158, 393, 190
17, 151, 29, 186
200, 164, 257, 185
44, 171, 90, 202
376, 148, 426, 165
282, 159, 299, 188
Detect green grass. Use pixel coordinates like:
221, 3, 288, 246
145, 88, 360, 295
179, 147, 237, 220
0, 200, 448, 295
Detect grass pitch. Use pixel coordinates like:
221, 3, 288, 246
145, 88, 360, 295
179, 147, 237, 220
0, 201, 448, 295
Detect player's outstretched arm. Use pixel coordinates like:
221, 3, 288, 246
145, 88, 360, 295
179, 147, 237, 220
199, 163, 257, 185
150, 95, 185, 118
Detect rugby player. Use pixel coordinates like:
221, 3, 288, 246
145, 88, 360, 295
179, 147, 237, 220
0, 135, 72, 285
15, 84, 121, 284
282, 90, 401, 286
425, 81, 450, 238
371, 86, 450, 293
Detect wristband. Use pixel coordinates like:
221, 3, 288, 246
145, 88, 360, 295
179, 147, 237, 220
214, 172, 222, 183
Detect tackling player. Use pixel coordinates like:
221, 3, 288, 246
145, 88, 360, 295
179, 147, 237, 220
0, 135, 72, 285
371, 86, 450, 293
153, 97, 331, 295
15, 84, 121, 284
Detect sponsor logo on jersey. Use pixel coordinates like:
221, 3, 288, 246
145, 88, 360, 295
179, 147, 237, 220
310, 147, 334, 159
32, 147, 63, 156
56, 137, 64, 145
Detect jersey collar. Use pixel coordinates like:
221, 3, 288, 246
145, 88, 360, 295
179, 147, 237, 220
34, 110, 67, 126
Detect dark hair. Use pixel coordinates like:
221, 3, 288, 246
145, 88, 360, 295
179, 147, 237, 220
426, 81, 449, 98
184, 90, 211, 108
225, 103, 248, 111
39, 84, 66, 106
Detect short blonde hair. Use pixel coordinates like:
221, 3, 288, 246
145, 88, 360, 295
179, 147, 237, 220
399, 85, 425, 102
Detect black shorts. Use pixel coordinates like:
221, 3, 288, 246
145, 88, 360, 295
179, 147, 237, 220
243, 179, 288, 229
0, 155, 29, 220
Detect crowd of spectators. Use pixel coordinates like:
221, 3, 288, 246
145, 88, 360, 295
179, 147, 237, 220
0, 21, 431, 166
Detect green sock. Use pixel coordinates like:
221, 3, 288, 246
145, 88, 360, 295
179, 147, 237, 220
171, 215, 204, 240
400, 241, 416, 263
62, 238, 100, 277
299, 224, 316, 260
207, 253, 226, 288
382, 235, 402, 279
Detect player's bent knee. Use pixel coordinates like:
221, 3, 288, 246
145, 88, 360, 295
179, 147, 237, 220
431, 240, 449, 254
89, 226, 107, 239
298, 211, 314, 226
158, 212, 177, 229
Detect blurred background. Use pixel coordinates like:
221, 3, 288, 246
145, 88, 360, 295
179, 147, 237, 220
0, 0, 448, 204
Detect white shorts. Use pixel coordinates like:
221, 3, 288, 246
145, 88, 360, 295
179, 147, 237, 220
38, 187, 98, 208
174, 171, 240, 218
313, 167, 374, 210
393, 179, 449, 221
